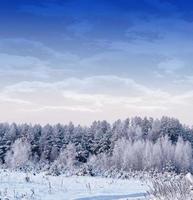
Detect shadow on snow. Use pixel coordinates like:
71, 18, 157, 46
75, 192, 147, 200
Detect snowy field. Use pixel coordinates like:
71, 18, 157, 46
0, 170, 148, 200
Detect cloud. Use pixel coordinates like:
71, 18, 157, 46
0, 38, 81, 81
0, 53, 50, 80
158, 58, 185, 74
20, 105, 100, 113
0, 38, 58, 59
1, 75, 193, 124
0, 93, 32, 105
105, 17, 193, 80
0, 53, 46, 69
126, 30, 162, 42
174, 76, 193, 85
0, 38, 80, 63
0, 75, 177, 112
3, 75, 154, 96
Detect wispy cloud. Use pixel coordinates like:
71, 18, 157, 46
1, 74, 193, 124
20, 105, 101, 113
1, 75, 192, 114
158, 58, 185, 75
3, 75, 154, 96
0, 93, 32, 105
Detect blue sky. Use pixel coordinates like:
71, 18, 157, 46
0, 0, 193, 125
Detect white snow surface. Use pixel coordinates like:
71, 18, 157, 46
0, 169, 148, 200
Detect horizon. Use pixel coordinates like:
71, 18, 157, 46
1, 0, 193, 125
0, 116, 192, 128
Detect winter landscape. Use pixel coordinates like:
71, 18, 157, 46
0, 118, 193, 199
1, 0, 193, 199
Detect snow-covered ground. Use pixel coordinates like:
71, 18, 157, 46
0, 170, 148, 200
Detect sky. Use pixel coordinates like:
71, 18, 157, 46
0, 0, 193, 125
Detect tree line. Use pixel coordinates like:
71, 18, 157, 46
0, 116, 193, 173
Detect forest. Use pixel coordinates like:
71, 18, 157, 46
0, 116, 193, 174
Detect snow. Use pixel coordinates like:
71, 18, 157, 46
0, 170, 148, 200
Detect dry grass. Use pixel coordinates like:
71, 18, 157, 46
148, 176, 193, 200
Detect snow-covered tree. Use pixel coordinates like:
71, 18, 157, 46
0, 116, 191, 173
174, 138, 192, 172
5, 138, 31, 168
55, 143, 77, 169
